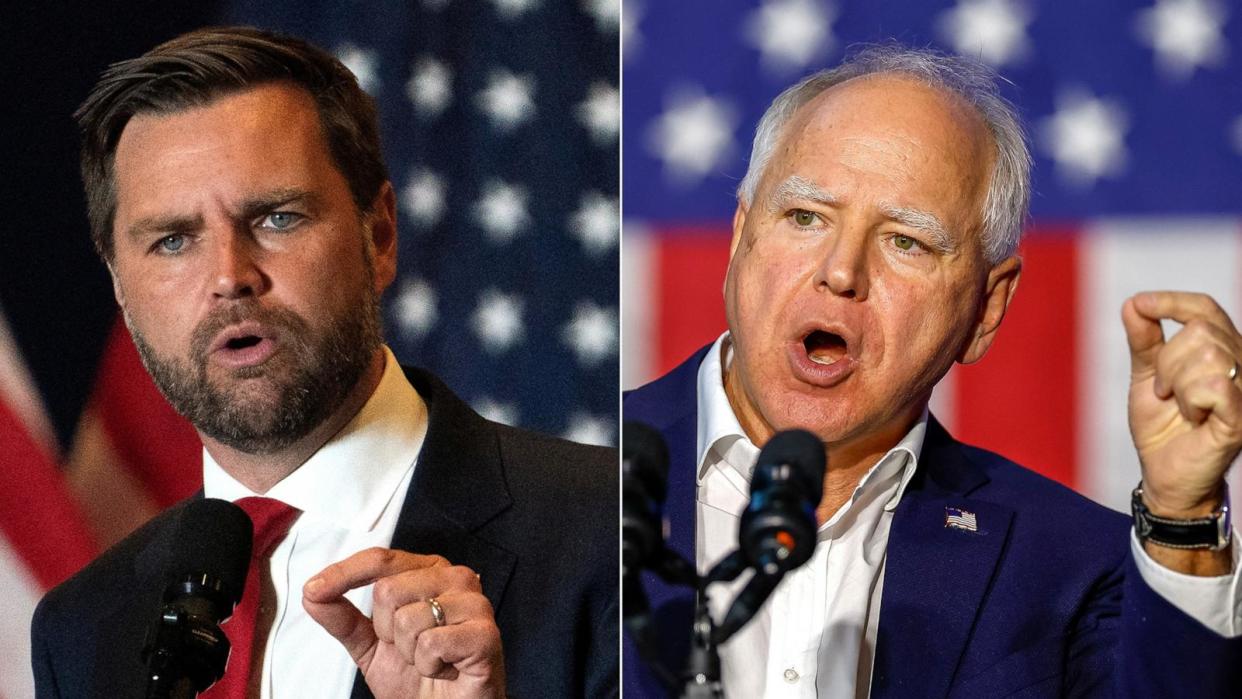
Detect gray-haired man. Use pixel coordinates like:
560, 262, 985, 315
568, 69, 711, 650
624, 45, 1241, 697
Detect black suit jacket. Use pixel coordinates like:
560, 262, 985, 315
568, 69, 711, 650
31, 367, 618, 698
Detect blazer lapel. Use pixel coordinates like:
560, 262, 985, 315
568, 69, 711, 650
393, 367, 517, 610
352, 368, 518, 699
625, 345, 710, 568
871, 417, 1014, 699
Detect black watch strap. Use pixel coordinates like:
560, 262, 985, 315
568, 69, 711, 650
1131, 485, 1232, 551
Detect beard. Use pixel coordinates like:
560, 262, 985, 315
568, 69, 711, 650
126, 267, 383, 455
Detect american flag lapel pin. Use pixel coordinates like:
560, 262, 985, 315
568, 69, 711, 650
944, 506, 979, 533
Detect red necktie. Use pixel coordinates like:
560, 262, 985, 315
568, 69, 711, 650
202, 497, 300, 698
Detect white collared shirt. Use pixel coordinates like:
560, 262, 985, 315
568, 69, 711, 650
697, 334, 921, 698
695, 332, 1242, 698
203, 346, 428, 699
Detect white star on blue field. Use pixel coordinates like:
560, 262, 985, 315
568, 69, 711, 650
233, 0, 619, 444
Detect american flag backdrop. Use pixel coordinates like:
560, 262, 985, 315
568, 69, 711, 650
229, 0, 621, 448
0, 3, 617, 695
621, 0, 1242, 516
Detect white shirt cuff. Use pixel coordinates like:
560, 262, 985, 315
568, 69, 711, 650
1130, 529, 1242, 637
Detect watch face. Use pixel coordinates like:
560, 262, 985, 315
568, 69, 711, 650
1131, 492, 1152, 538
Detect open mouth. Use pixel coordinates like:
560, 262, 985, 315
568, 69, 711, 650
803, 330, 847, 366
224, 335, 263, 350
207, 323, 279, 369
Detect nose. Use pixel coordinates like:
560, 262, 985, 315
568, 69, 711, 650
209, 231, 267, 300
814, 229, 869, 301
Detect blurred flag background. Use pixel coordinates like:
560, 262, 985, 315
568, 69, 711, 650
0, 2, 617, 695
622, 0, 1242, 516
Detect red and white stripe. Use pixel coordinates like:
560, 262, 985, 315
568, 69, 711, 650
0, 310, 98, 699
67, 320, 201, 549
622, 220, 1242, 513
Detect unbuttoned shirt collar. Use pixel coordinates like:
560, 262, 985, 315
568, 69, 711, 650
696, 332, 925, 527
203, 345, 428, 532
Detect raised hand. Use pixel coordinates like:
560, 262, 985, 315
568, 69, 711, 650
303, 547, 505, 698
1122, 291, 1239, 574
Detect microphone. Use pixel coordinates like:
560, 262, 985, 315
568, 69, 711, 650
621, 421, 688, 691
739, 429, 825, 576
143, 498, 252, 699
622, 421, 669, 578
714, 429, 825, 643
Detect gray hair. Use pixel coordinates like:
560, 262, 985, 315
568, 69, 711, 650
737, 45, 1030, 264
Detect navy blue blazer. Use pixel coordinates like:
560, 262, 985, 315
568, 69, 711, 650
623, 346, 1241, 698
32, 367, 618, 699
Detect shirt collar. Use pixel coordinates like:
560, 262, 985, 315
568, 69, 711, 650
695, 331, 926, 514
696, 332, 759, 485
203, 345, 428, 531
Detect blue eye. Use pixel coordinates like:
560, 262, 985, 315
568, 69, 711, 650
259, 212, 303, 230
156, 235, 186, 253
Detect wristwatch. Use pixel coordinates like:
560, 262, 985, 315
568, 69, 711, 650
1131, 484, 1232, 551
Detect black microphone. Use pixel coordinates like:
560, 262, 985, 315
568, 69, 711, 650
739, 429, 825, 576
714, 429, 825, 643
622, 421, 669, 578
621, 421, 689, 691
143, 498, 252, 699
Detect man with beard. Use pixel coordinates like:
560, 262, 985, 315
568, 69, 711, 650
31, 27, 616, 699
624, 46, 1241, 697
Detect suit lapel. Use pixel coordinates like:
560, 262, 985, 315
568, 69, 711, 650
661, 410, 699, 566
625, 345, 709, 568
386, 487, 517, 611
402, 368, 516, 595
871, 417, 1014, 699
351, 369, 518, 699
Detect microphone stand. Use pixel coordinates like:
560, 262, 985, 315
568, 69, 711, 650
676, 548, 783, 698
630, 537, 800, 697
626, 547, 701, 693
680, 590, 722, 699
142, 576, 233, 698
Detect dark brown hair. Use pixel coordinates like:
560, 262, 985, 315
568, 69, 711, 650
75, 25, 389, 262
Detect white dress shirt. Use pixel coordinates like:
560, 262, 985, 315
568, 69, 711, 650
203, 346, 427, 699
695, 332, 1242, 698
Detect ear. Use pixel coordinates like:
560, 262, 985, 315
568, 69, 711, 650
106, 259, 126, 307
957, 254, 1022, 365
366, 182, 399, 295
724, 201, 750, 298
729, 201, 749, 261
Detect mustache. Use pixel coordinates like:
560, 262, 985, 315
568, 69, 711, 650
189, 302, 310, 362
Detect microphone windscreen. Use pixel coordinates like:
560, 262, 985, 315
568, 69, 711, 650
165, 498, 253, 607
623, 421, 670, 504
756, 429, 826, 504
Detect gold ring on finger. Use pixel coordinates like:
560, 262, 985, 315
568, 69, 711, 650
428, 597, 447, 627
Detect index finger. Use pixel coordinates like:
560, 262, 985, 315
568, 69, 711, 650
1132, 291, 1238, 334
1122, 296, 1165, 380
305, 547, 450, 602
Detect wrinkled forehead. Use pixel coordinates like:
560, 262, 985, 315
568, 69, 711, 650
802, 76, 991, 172
111, 85, 340, 226
768, 75, 997, 229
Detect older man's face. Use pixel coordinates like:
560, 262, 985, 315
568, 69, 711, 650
723, 75, 1018, 449
108, 83, 397, 453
